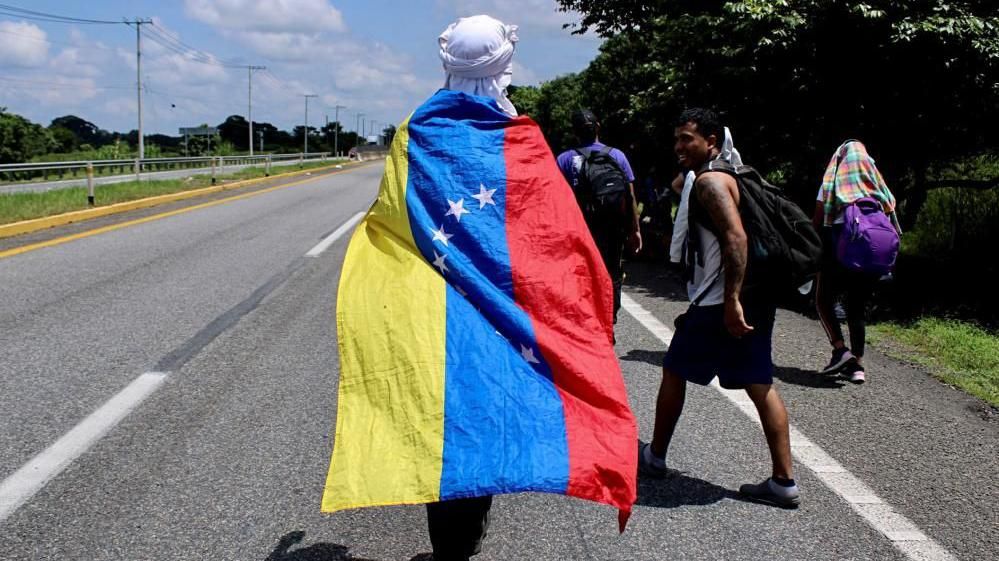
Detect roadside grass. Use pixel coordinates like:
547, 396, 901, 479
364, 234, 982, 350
871, 318, 999, 407
0, 160, 343, 225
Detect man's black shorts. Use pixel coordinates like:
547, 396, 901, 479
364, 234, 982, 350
662, 302, 776, 389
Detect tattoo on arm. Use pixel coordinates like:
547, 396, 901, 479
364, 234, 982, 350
696, 173, 747, 304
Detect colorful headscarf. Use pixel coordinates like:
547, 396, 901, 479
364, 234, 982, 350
819, 140, 899, 230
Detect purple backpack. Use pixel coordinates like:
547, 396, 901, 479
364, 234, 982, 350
836, 197, 900, 274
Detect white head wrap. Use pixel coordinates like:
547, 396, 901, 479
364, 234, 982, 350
439, 15, 519, 117
670, 126, 742, 264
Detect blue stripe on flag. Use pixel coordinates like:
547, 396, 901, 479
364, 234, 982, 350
405, 90, 569, 498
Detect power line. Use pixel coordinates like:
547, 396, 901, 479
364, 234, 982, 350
142, 22, 244, 68
150, 23, 241, 65
0, 3, 121, 24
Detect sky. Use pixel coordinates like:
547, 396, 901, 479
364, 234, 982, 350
0, 0, 601, 137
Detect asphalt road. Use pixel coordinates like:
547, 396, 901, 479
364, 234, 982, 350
0, 162, 995, 560
0, 156, 339, 195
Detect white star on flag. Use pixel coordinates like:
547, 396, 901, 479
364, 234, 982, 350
431, 224, 453, 246
445, 198, 470, 222
471, 184, 497, 209
432, 251, 449, 274
520, 344, 540, 364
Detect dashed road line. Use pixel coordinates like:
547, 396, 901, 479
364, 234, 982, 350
306, 211, 365, 257
0, 372, 168, 523
0, 211, 365, 524
620, 292, 957, 561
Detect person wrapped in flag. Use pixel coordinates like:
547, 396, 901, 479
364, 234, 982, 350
322, 15, 637, 560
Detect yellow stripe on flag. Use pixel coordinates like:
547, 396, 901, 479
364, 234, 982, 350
322, 117, 447, 511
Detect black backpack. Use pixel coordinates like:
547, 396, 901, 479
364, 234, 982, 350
573, 146, 630, 226
691, 160, 822, 294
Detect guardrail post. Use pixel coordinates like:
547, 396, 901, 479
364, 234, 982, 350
211, 157, 217, 185
134, 159, 141, 183
266, 155, 272, 177
219, 156, 224, 178
86, 162, 95, 206
299, 153, 304, 167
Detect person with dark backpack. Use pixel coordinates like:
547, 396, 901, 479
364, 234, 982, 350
557, 109, 642, 325
638, 108, 812, 509
813, 140, 901, 384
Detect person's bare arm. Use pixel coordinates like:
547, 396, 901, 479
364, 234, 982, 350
812, 200, 824, 230
696, 171, 752, 337
671, 172, 685, 196
628, 182, 642, 253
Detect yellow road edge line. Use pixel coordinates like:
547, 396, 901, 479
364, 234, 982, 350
0, 163, 369, 261
0, 161, 359, 240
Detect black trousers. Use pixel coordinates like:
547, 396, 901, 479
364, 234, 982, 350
591, 224, 626, 323
425, 496, 493, 561
816, 227, 878, 357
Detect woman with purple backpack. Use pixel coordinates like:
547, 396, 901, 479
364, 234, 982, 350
813, 140, 901, 384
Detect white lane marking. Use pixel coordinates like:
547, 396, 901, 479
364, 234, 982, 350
306, 212, 365, 257
620, 293, 957, 561
0, 372, 168, 523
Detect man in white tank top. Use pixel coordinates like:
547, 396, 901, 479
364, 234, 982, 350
637, 108, 801, 508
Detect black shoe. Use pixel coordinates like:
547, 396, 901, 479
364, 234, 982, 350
739, 478, 801, 509
820, 347, 855, 374
637, 443, 674, 479
842, 361, 866, 384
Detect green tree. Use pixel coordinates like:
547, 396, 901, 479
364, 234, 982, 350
381, 124, 397, 146
49, 115, 112, 147
556, 0, 999, 223
0, 108, 56, 163
48, 125, 79, 153
508, 85, 542, 118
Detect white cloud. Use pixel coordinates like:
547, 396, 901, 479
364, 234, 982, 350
228, 30, 323, 63
511, 61, 540, 86
0, 21, 49, 67
184, 0, 347, 33
49, 47, 102, 78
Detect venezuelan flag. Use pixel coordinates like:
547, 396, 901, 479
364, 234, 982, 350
322, 90, 637, 521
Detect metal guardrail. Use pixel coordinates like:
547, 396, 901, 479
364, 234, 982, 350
0, 153, 335, 205
0, 152, 332, 177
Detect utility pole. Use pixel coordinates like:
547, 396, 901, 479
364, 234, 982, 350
333, 104, 345, 157
303, 94, 318, 154
356, 113, 364, 148
246, 65, 265, 156
325, 114, 329, 153
130, 18, 153, 160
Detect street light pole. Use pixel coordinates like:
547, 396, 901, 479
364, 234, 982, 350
356, 113, 364, 148
334, 104, 345, 157
303, 94, 318, 154
247, 65, 265, 156
130, 18, 152, 160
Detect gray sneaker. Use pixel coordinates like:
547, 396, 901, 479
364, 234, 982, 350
739, 478, 801, 509
637, 443, 673, 479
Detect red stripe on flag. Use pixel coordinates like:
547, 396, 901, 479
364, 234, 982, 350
503, 116, 637, 513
